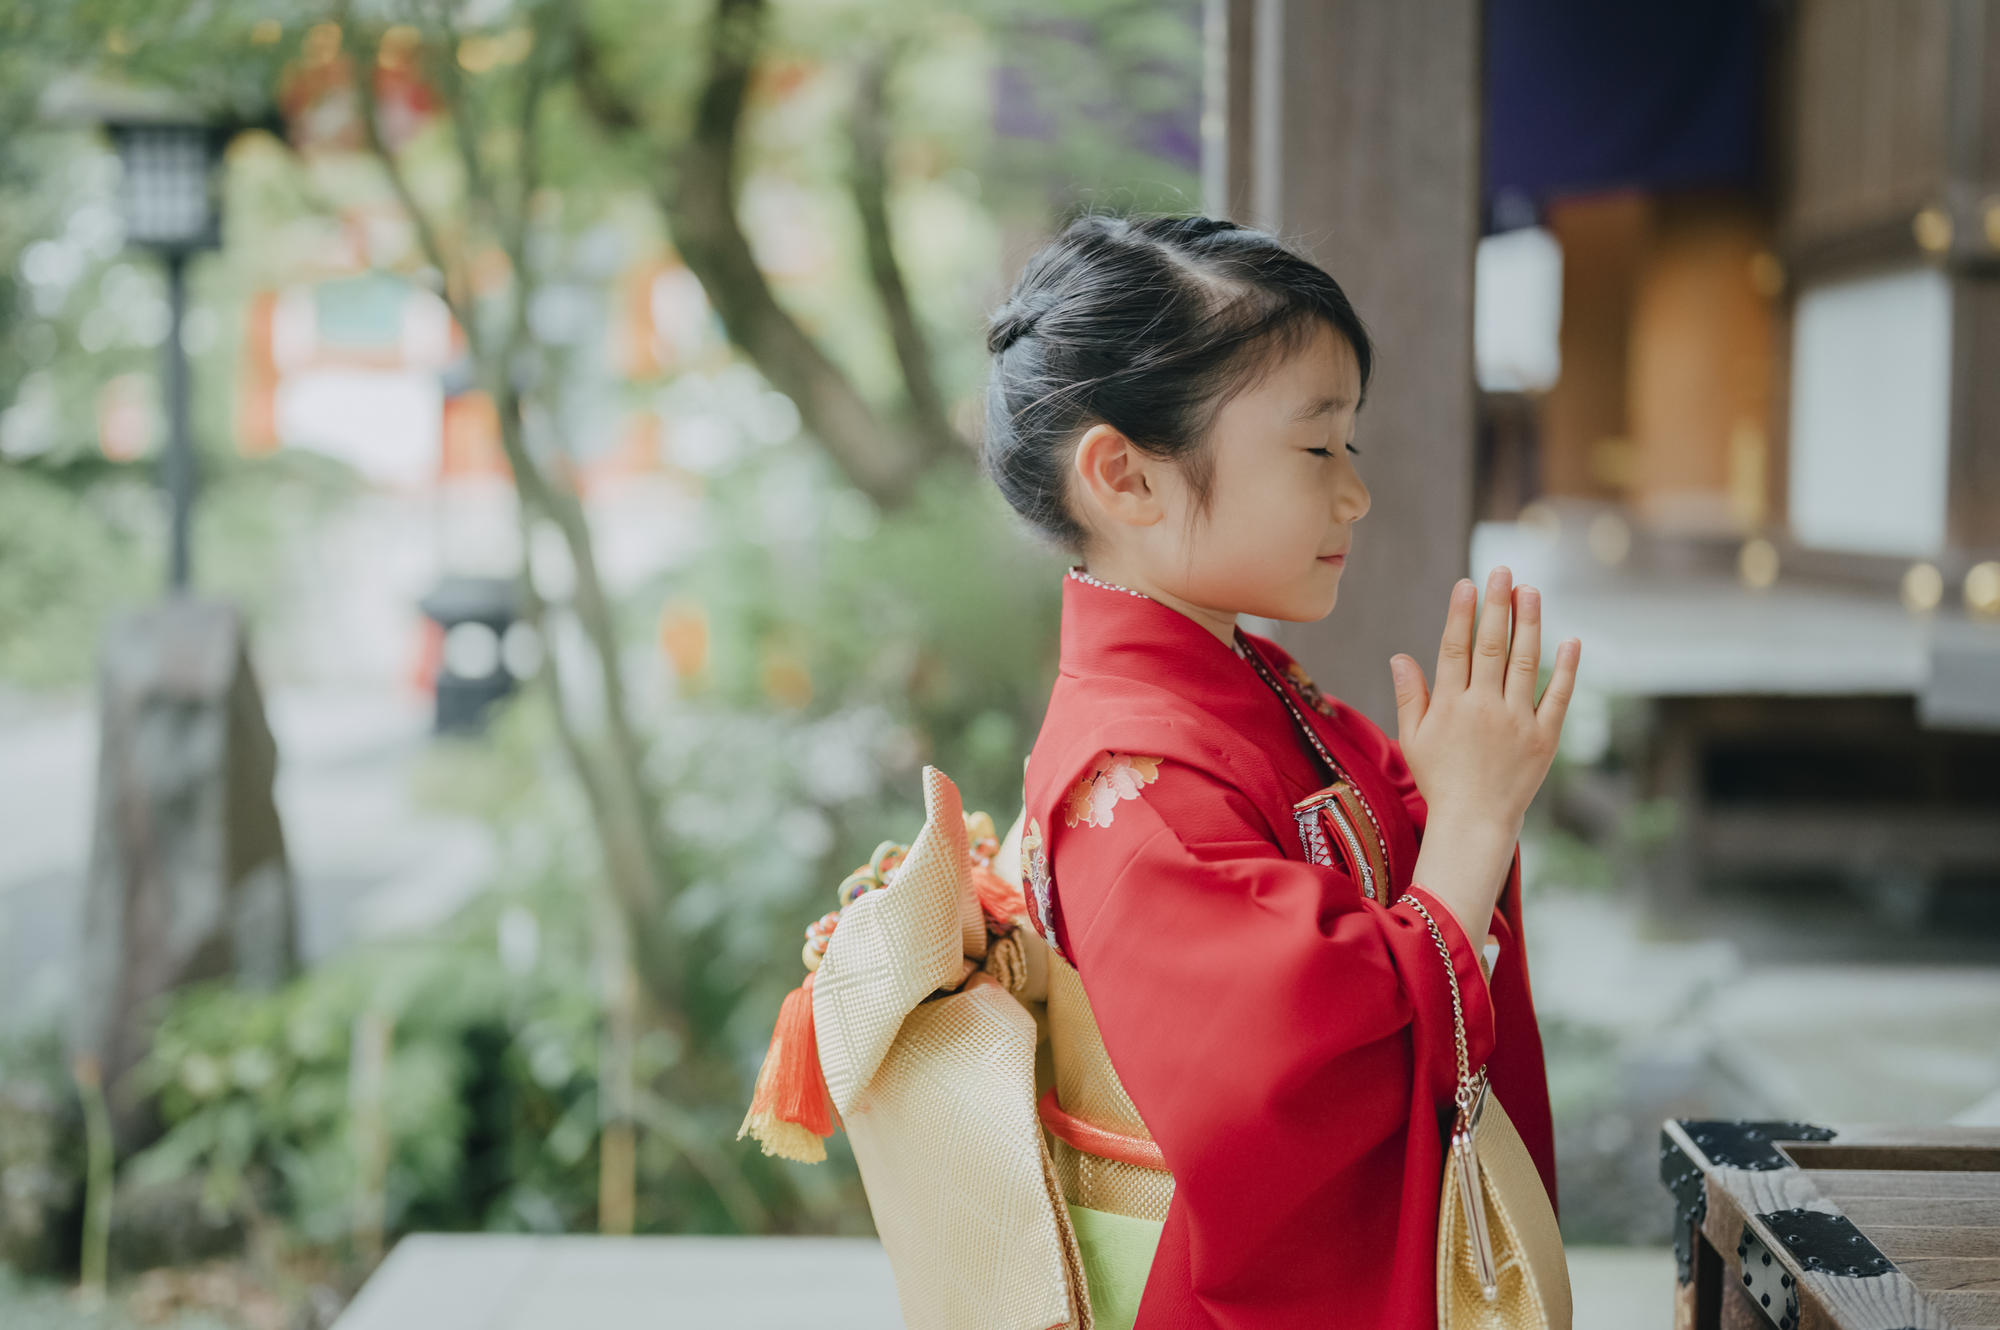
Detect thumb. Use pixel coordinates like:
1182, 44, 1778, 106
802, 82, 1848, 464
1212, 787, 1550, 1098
1390, 654, 1430, 746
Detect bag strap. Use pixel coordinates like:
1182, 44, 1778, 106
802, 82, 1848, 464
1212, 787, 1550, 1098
1397, 892, 1483, 1108
1403, 890, 1505, 1301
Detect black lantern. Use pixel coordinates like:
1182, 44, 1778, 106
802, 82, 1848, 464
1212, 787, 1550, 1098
108, 121, 229, 590
420, 577, 524, 734
110, 123, 228, 251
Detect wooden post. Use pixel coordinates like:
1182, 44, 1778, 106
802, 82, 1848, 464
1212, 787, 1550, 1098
1212, 0, 1483, 728
349, 1009, 392, 1267
72, 1054, 113, 1308
596, 908, 638, 1236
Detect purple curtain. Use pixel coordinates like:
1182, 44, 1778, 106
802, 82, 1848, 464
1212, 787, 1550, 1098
1484, 0, 1766, 231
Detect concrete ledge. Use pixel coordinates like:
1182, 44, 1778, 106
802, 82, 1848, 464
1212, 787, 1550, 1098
330, 1234, 901, 1330
331, 1234, 1673, 1329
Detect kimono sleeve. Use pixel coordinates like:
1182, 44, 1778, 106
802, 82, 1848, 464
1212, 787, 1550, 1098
1046, 757, 1495, 1322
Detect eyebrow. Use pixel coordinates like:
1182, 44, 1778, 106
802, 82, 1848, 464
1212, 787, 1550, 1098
1292, 395, 1353, 421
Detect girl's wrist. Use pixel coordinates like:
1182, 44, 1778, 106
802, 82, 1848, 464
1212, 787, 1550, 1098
1409, 815, 1518, 943
1423, 807, 1522, 852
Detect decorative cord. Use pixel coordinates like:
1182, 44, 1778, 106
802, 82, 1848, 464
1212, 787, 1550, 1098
1398, 892, 1478, 1110
1237, 632, 1344, 780
1237, 635, 1391, 855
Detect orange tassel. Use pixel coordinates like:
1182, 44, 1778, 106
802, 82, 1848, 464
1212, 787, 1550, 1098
970, 862, 1028, 928
737, 973, 837, 1163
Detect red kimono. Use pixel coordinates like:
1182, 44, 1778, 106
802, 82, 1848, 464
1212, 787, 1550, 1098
1023, 573, 1556, 1330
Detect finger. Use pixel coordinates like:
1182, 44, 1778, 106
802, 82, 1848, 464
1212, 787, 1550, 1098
1536, 637, 1582, 737
1432, 579, 1477, 694
1506, 585, 1543, 711
1470, 566, 1514, 692
1390, 654, 1431, 746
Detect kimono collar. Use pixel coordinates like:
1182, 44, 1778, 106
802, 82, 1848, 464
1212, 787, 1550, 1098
1054, 569, 1424, 884
1057, 568, 1251, 689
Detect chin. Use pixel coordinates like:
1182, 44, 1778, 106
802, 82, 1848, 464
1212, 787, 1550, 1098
1260, 583, 1341, 625
1295, 568, 1344, 621
1302, 590, 1341, 622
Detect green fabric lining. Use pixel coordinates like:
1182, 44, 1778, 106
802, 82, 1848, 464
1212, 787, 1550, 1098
1067, 1202, 1164, 1330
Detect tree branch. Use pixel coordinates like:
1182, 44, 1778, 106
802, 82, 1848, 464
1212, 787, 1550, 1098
515, 529, 687, 1040
849, 47, 957, 464
426, 19, 499, 244
482, 20, 684, 1000
576, 0, 930, 509
353, 26, 471, 322
360, 18, 681, 1004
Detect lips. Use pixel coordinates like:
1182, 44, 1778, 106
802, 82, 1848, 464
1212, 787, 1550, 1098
1317, 552, 1347, 565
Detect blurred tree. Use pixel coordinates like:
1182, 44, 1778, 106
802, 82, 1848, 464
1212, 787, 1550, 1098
576, 0, 958, 508
575, 0, 1202, 506
339, 3, 685, 1022
0, 0, 1201, 1255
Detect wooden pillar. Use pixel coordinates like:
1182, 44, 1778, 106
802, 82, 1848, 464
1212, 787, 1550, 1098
1214, 0, 1482, 728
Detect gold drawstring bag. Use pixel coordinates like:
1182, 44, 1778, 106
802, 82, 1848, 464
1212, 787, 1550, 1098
1401, 894, 1571, 1330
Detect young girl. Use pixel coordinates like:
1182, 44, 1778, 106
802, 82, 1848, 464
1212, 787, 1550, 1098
987, 215, 1578, 1328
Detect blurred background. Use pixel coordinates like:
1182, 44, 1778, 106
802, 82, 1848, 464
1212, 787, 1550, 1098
0, 0, 1996, 1326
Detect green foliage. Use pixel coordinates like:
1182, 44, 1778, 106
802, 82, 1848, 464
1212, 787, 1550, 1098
0, 1031, 84, 1276
0, 448, 359, 688
1621, 796, 1679, 852
130, 678, 885, 1250
975, 0, 1204, 216
0, 463, 151, 685
132, 892, 608, 1245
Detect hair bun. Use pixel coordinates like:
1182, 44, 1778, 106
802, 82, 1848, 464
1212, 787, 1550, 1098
987, 297, 1050, 353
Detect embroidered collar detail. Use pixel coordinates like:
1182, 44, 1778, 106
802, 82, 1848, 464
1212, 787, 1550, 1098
1067, 566, 1151, 600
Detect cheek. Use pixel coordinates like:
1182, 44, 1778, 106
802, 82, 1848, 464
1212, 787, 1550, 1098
1196, 463, 1328, 566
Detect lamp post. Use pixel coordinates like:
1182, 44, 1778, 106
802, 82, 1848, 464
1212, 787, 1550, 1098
65, 110, 297, 1136
107, 121, 227, 590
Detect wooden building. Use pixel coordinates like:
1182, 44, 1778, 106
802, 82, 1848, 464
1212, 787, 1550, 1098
1208, 0, 2000, 923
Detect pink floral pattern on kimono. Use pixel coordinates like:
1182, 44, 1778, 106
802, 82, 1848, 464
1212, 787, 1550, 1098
1062, 753, 1162, 829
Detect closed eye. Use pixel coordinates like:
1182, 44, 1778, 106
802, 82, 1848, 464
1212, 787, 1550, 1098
1307, 445, 1363, 458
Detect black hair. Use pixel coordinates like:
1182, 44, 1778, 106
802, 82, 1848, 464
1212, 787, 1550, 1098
983, 214, 1373, 549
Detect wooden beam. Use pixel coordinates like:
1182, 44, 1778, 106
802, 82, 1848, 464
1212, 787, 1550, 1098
1702, 807, 2000, 872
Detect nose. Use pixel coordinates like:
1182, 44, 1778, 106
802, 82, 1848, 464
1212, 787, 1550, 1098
1335, 463, 1371, 524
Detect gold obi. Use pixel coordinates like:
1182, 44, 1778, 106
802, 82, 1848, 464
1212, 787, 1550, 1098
1042, 953, 1176, 1224
809, 771, 1172, 1330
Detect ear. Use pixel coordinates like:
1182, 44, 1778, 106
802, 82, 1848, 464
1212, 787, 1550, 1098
1072, 424, 1167, 530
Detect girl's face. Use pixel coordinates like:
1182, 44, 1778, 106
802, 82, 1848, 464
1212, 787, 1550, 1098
1074, 321, 1371, 639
